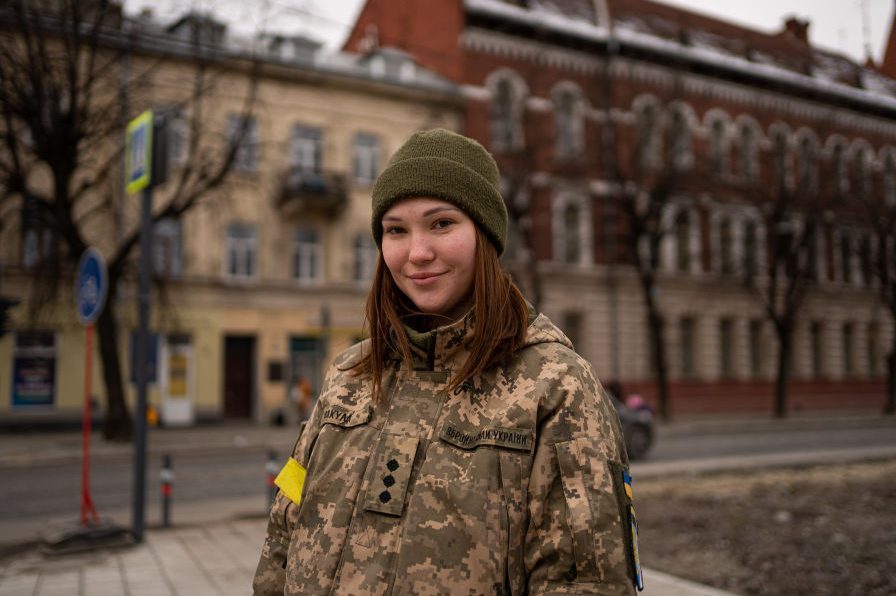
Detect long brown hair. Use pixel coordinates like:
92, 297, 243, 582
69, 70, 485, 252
352, 227, 529, 402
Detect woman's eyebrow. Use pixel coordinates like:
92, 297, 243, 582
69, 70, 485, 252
422, 206, 461, 217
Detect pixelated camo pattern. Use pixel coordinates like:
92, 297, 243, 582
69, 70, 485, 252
253, 312, 636, 595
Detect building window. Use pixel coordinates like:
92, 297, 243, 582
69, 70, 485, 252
153, 218, 182, 277
831, 142, 849, 196
227, 115, 259, 172
680, 316, 696, 378
718, 217, 734, 275
553, 87, 583, 160
353, 234, 377, 283
290, 125, 323, 172
853, 147, 872, 198
842, 322, 854, 376
490, 74, 525, 152
20, 195, 56, 270
636, 101, 661, 170
884, 152, 896, 207
810, 321, 824, 378
743, 220, 758, 278
840, 233, 854, 284
771, 129, 790, 190
167, 108, 189, 166
225, 223, 257, 279
859, 234, 873, 286
563, 203, 581, 263
292, 228, 321, 284
810, 227, 827, 282
561, 311, 583, 350
668, 105, 692, 171
867, 323, 879, 377
749, 320, 762, 378
352, 132, 379, 184
553, 194, 591, 265
708, 118, 727, 177
675, 209, 691, 272
719, 318, 734, 378
737, 122, 758, 180
796, 136, 817, 192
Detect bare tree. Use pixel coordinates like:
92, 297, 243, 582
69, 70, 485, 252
0, 0, 258, 440
744, 128, 825, 418
858, 158, 896, 414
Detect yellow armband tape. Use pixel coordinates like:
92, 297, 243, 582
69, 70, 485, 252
274, 457, 307, 505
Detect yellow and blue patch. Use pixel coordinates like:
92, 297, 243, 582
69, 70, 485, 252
623, 470, 644, 591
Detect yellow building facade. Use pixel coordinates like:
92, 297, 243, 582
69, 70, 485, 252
0, 15, 461, 426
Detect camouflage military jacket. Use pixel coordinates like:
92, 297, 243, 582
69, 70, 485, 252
253, 312, 639, 595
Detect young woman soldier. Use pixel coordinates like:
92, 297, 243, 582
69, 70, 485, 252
253, 129, 642, 595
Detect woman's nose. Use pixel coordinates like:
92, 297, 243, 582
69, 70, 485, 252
408, 233, 434, 263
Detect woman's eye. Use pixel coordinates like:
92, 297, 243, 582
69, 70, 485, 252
433, 219, 454, 230
384, 226, 405, 235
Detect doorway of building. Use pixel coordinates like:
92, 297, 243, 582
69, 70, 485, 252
223, 335, 255, 418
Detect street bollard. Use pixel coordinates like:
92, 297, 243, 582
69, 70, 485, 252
161, 455, 174, 528
266, 450, 279, 509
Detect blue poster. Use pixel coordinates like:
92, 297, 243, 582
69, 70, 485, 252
11, 354, 55, 407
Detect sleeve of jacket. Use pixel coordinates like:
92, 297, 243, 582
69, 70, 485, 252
524, 351, 637, 596
251, 388, 325, 595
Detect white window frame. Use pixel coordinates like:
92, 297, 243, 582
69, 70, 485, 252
292, 227, 322, 285
225, 223, 257, 280
352, 132, 380, 185
552, 191, 593, 266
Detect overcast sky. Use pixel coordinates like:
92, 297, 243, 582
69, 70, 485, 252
122, 0, 895, 66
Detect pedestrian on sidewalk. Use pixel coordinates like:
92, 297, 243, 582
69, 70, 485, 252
253, 129, 642, 594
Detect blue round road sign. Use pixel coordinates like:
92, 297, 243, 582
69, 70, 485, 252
76, 248, 108, 326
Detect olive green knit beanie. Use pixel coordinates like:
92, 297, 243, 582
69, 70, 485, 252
371, 128, 507, 254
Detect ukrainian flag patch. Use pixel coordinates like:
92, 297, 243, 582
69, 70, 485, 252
622, 469, 644, 591
274, 457, 307, 505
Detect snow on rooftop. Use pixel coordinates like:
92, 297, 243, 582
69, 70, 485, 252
465, 0, 896, 112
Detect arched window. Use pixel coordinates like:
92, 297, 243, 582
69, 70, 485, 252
852, 145, 871, 199
668, 104, 692, 171
883, 150, 896, 207
830, 141, 849, 196
552, 84, 584, 160
552, 193, 592, 265
488, 71, 526, 152
635, 99, 661, 170
719, 217, 733, 275
675, 209, 691, 272
796, 135, 817, 192
563, 203, 581, 263
737, 121, 758, 180
771, 127, 790, 190
708, 117, 728, 177
743, 219, 758, 278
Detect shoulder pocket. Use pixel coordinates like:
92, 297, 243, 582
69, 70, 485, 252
555, 437, 631, 585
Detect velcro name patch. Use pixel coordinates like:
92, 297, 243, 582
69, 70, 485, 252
440, 425, 534, 452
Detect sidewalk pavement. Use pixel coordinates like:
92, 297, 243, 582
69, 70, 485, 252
2, 412, 893, 596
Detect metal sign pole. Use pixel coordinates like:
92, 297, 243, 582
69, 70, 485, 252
80, 322, 99, 526
132, 184, 152, 543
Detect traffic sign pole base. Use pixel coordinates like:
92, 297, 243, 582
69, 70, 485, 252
41, 520, 134, 556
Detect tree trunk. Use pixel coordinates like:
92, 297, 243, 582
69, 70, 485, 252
774, 324, 791, 418
648, 307, 670, 420
96, 291, 133, 441
885, 341, 895, 415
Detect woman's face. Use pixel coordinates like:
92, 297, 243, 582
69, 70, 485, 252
381, 197, 477, 322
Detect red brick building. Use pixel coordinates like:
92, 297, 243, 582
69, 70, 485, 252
345, 0, 896, 415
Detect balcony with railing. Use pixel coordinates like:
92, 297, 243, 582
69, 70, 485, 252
279, 168, 348, 218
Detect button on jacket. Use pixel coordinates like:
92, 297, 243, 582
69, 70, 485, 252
253, 312, 637, 595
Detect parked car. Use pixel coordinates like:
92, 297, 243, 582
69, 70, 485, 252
607, 393, 655, 461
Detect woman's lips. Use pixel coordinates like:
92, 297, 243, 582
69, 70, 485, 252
408, 272, 444, 286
